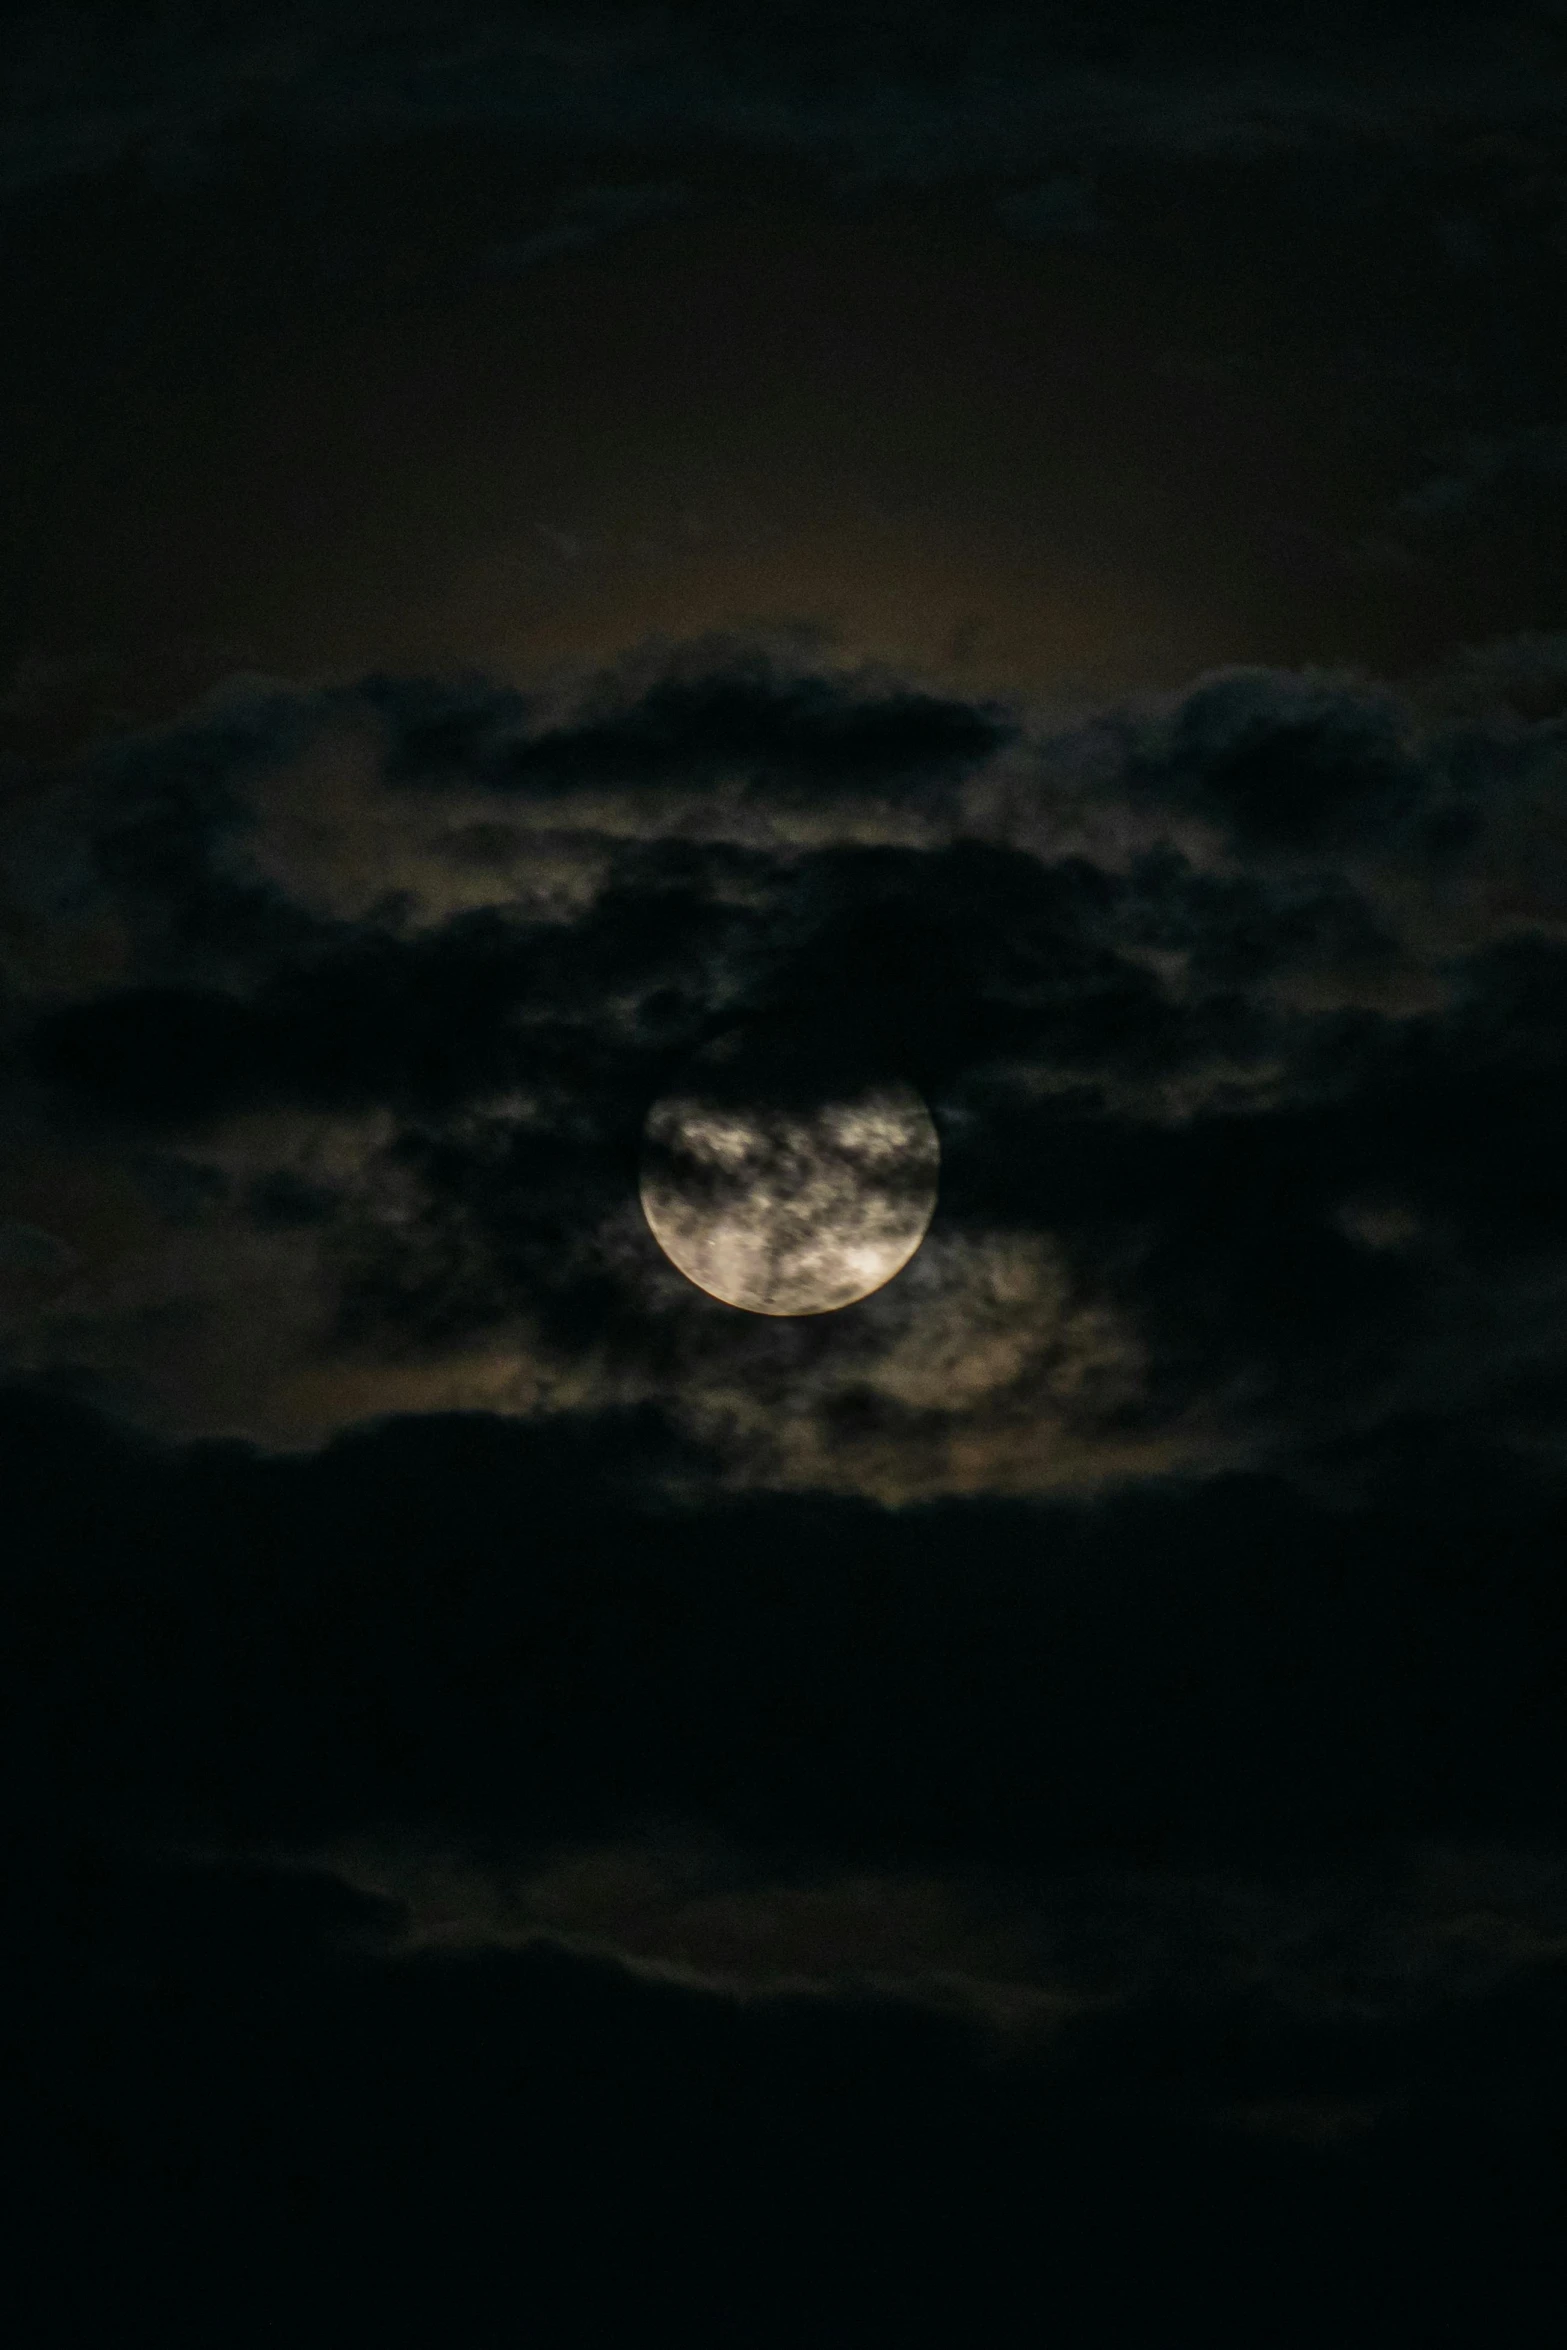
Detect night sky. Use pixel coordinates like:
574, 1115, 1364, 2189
7, 6, 1567, 2340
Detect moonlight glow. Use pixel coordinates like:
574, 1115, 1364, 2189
640, 1066, 940, 1315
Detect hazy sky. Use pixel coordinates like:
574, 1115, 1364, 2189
8, 7, 1567, 2340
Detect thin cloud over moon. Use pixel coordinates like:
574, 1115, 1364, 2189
640, 1062, 940, 1314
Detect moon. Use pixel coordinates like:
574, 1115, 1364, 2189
639, 1038, 940, 1316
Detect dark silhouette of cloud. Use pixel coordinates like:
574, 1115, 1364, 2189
14, 1838, 1561, 2342
10, 646, 1567, 1480
361, 648, 1014, 796
1396, 424, 1567, 524
9, 1385, 1567, 1867
6, 4, 1566, 197
9, 1372, 1567, 2350
1131, 669, 1424, 851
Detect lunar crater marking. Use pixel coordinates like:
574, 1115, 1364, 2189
640, 1065, 940, 1316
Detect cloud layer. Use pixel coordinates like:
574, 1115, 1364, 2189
8, 630, 1567, 2337
3, 637, 1566, 1497
8, 4, 1567, 195
9, 1380, 1567, 2222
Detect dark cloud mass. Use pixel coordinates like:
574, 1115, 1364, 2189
10, 1384, 1567, 2334
376, 652, 1016, 794
7, 7, 1567, 2340
6, 3, 1566, 194
11, 648, 1567, 1485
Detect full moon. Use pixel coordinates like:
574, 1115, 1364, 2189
639, 1037, 940, 1315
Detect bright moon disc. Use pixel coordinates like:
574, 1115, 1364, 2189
640, 1052, 940, 1315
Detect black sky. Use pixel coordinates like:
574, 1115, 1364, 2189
6, 6, 1567, 2342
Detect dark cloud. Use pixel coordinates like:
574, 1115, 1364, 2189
1130, 669, 1425, 852
362, 647, 1014, 797
6, 3, 1565, 198
27, 914, 552, 1122
16, 1845, 1561, 2342
1396, 423, 1567, 525
10, 1385, 1567, 1866
4, 682, 335, 984
15, 662, 1416, 1116
13, 647, 1567, 1479
10, 1375, 1567, 2344
492, 663, 1013, 797
244, 1166, 341, 1229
